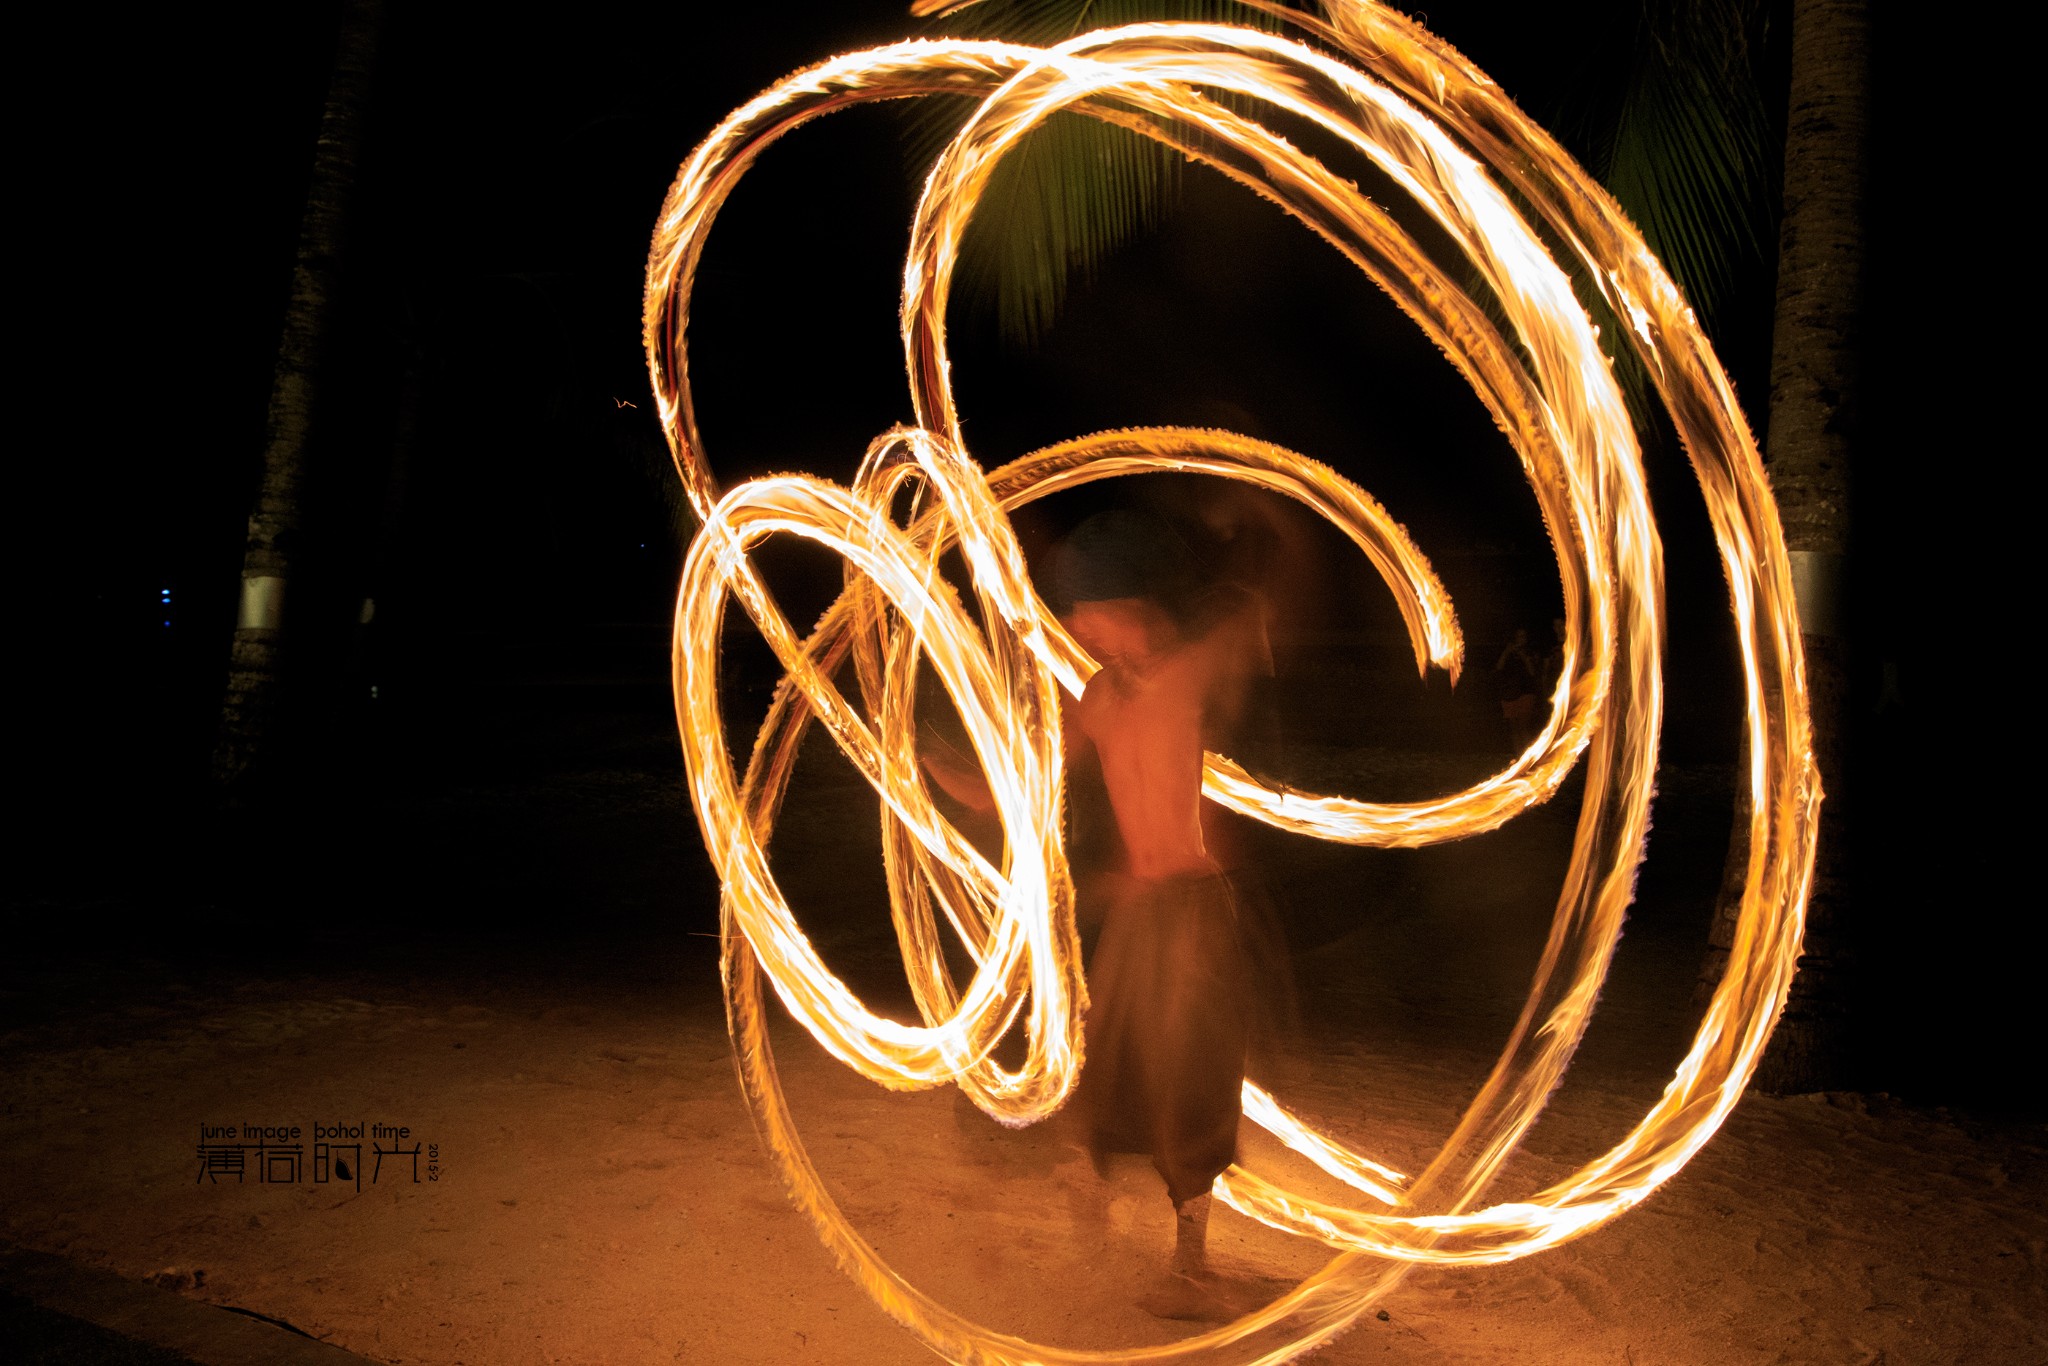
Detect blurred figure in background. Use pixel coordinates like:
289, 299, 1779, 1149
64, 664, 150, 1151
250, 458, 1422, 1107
1494, 626, 1541, 750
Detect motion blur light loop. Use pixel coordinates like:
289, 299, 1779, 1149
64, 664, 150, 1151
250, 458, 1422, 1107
646, 3, 1818, 1361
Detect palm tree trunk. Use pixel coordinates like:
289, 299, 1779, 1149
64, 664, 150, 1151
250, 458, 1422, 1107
1695, 0, 1868, 1092
213, 0, 384, 793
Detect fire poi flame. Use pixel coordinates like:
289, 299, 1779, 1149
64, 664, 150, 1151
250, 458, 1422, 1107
644, 2, 1820, 1360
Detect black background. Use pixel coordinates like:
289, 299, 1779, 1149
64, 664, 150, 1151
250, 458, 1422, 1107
15, 2, 2028, 1116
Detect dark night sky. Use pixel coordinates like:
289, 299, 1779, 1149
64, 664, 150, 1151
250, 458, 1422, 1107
18, 2, 2032, 1109
48, 1, 1774, 699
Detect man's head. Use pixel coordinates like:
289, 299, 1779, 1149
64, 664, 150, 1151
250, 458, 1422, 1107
1052, 509, 1200, 663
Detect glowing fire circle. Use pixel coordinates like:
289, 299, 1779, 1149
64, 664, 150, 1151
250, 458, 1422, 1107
645, 4, 1819, 1361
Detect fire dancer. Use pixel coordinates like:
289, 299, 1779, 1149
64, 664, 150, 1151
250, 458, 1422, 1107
927, 508, 1285, 1319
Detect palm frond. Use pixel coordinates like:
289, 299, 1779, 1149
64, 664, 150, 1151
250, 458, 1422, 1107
905, 1, 1282, 347
1591, 0, 1778, 337
906, 0, 1777, 376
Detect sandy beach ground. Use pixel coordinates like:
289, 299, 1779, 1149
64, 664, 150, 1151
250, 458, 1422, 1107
6, 701, 2043, 1365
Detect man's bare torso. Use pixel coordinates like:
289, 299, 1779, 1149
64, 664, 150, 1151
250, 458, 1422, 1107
1072, 593, 1265, 881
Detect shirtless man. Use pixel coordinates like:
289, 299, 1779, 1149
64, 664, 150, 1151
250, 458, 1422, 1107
927, 509, 1275, 1318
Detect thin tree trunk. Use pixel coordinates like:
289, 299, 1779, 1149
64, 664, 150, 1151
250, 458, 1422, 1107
214, 0, 384, 793
1696, 0, 1868, 1092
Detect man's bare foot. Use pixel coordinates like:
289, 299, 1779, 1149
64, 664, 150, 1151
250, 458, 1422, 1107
1136, 1269, 1232, 1321
1137, 1268, 1289, 1322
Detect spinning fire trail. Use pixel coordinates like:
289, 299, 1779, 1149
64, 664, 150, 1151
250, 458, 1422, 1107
644, 2, 1819, 1361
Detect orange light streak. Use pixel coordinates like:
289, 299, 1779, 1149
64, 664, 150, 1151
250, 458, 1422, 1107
646, 4, 1818, 1361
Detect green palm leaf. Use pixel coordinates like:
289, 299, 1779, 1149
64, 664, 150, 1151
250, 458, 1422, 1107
911, 0, 1779, 391
1591, 0, 1777, 338
908, 0, 1279, 345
